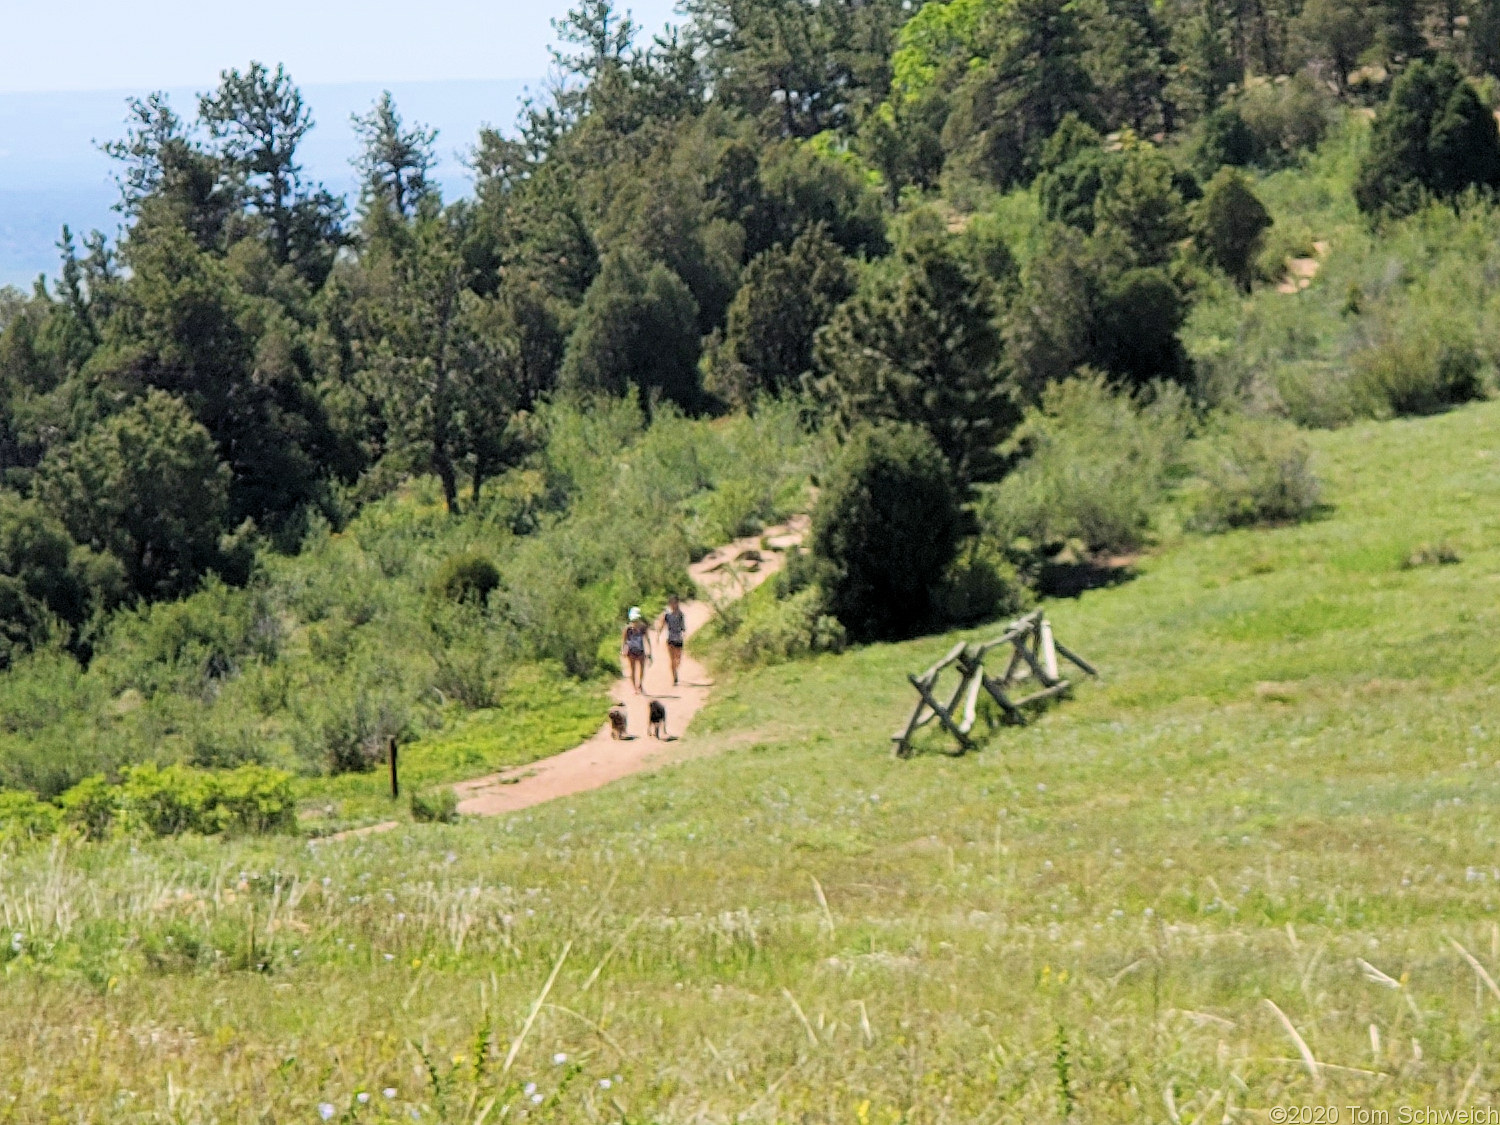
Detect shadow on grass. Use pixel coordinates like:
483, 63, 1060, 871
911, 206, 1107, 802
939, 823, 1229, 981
1036, 557, 1139, 598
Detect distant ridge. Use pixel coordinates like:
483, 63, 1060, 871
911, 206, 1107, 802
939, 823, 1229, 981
0, 78, 534, 288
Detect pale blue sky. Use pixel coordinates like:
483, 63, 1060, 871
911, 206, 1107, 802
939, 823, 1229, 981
0, 1, 686, 283
0, 0, 682, 93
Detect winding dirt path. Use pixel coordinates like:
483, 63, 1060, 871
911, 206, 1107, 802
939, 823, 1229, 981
315, 518, 807, 841
454, 516, 806, 815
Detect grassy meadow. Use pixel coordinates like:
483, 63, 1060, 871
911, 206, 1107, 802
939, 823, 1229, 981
0, 398, 1497, 1122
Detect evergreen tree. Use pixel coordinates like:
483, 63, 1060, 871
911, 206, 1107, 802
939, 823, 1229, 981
36, 390, 232, 599
352, 93, 438, 224
1291, 0, 1376, 94
705, 225, 854, 406
1355, 56, 1500, 217
199, 62, 346, 282
812, 231, 1013, 487
1193, 167, 1273, 291
942, 0, 1100, 189
1092, 143, 1191, 267
559, 248, 702, 409
811, 422, 961, 642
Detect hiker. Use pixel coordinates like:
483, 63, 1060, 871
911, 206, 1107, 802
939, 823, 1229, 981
622, 606, 652, 694
658, 594, 687, 686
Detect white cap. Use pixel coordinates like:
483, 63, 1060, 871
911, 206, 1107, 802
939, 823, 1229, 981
628, 606, 642, 621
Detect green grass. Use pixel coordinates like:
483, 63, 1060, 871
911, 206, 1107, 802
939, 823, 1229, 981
2, 402, 1500, 1121
296, 664, 608, 830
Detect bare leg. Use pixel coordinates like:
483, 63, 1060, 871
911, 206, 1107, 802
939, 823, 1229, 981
669, 645, 682, 684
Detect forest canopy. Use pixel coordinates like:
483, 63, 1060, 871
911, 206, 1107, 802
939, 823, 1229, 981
0, 0, 1497, 668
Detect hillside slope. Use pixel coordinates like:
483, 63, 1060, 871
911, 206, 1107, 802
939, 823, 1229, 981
0, 401, 1497, 1121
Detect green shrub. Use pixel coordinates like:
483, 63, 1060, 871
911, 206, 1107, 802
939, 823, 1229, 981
983, 375, 1189, 556
1195, 107, 1257, 173
119, 764, 222, 836
1236, 74, 1334, 163
215, 765, 297, 834
56, 775, 120, 840
931, 540, 1029, 627
426, 602, 507, 709
715, 584, 847, 668
0, 790, 62, 841
430, 552, 501, 606
1189, 418, 1323, 530
94, 579, 279, 698
1351, 322, 1487, 417
410, 787, 458, 824
811, 424, 962, 642
318, 688, 409, 776
115, 763, 297, 837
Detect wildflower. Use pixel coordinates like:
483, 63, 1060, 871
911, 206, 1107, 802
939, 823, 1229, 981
383, 1088, 397, 1099
599, 1078, 612, 1090
384, 954, 395, 961
10, 933, 22, 953
317, 1104, 335, 1121
530, 1094, 543, 1105
357, 1092, 370, 1104
553, 1052, 567, 1065
523, 1083, 536, 1096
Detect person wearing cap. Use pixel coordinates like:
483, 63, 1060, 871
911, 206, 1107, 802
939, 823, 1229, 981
621, 606, 653, 694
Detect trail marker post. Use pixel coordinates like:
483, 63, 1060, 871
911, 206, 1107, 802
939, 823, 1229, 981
389, 736, 400, 799
891, 610, 1098, 759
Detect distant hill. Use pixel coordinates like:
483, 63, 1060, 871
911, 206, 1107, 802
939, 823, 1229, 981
0, 78, 533, 288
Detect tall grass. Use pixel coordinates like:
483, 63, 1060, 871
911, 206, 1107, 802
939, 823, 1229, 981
0, 403, 1499, 1119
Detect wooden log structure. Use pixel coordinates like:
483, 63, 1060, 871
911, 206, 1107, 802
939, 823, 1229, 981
891, 610, 1098, 758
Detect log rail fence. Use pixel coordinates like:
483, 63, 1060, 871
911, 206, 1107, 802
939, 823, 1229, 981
892, 609, 1098, 758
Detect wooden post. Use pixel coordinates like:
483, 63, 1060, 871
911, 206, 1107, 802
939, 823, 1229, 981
1039, 618, 1060, 683
389, 736, 399, 799
907, 674, 974, 752
1054, 640, 1099, 678
979, 673, 1027, 726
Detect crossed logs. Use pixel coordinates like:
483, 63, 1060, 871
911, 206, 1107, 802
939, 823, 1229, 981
892, 609, 1098, 758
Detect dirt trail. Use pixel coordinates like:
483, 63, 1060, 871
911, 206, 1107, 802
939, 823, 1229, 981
455, 516, 806, 815
316, 518, 807, 840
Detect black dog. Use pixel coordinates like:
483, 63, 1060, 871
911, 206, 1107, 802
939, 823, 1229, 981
647, 700, 668, 740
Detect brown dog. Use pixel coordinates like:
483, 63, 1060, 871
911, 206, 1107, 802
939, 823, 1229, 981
648, 700, 667, 740
608, 707, 628, 740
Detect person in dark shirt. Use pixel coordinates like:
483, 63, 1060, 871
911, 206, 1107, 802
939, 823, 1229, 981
657, 594, 687, 686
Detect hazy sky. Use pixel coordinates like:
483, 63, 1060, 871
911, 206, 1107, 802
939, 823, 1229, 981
1, 0, 683, 93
